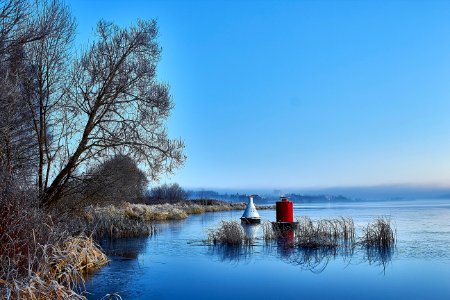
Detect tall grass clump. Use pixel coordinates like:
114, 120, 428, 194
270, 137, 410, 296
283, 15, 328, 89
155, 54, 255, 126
124, 203, 188, 221
262, 221, 278, 242
0, 191, 108, 299
1, 235, 107, 300
295, 216, 355, 249
262, 221, 292, 243
67, 204, 158, 239
208, 221, 251, 245
360, 217, 396, 248
182, 205, 205, 214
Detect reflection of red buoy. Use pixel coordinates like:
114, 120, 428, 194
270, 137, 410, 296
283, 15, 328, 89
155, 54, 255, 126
272, 196, 298, 230
277, 229, 295, 257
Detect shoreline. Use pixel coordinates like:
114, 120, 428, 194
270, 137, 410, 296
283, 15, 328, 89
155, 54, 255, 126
2, 199, 271, 299
77, 199, 275, 239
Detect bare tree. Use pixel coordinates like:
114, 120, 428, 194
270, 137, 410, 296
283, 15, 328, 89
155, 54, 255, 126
0, 1, 185, 207
41, 20, 186, 207
0, 0, 51, 59
0, 69, 37, 187
23, 0, 75, 197
0, 0, 73, 187
0, 0, 42, 188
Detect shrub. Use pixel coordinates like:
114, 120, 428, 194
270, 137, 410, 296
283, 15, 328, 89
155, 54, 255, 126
80, 155, 148, 206
146, 183, 187, 204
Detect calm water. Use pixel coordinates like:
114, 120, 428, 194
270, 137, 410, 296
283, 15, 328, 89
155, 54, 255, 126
84, 199, 450, 300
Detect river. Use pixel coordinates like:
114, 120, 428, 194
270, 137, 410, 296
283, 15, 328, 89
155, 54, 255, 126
84, 199, 450, 299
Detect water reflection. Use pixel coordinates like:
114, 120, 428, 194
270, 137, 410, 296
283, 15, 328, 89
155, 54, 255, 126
99, 236, 148, 259
85, 200, 450, 300
83, 237, 149, 299
362, 245, 395, 273
99, 224, 395, 275
261, 239, 355, 273
279, 246, 340, 273
207, 223, 394, 273
207, 245, 254, 264
207, 241, 395, 274
242, 224, 259, 241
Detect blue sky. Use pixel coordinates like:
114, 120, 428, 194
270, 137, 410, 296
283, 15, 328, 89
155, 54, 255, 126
67, 0, 450, 190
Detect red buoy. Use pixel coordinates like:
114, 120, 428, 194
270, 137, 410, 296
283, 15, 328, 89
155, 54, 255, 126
276, 196, 294, 222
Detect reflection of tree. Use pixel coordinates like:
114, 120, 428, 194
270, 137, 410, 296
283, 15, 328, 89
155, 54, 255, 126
83, 237, 149, 298
99, 237, 148, 260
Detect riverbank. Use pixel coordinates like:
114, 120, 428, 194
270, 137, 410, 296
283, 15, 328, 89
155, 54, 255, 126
1, 198, 272, 299
1, 224, 108, 299
85, 199, 450, 300
74, 200, 274, 238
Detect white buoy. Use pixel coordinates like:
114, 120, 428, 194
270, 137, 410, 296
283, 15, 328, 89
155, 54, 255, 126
240, 195, 261, 224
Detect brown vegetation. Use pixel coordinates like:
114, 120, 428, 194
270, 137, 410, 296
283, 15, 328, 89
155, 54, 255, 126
207, 221, 252, 246
0, 0, 188, 297
0, 235, 107, 300
360, 217, 396, 248
219, 216, 395, 252
0, 194, 107, 299
72, 204, 158, 239
64, 201, 268, 239
262, 217, 356, 248
295, 216, 355, 248
186, 199, 274, 212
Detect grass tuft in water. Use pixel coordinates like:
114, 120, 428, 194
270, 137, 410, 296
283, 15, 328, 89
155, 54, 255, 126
360, 217, 396, 248
295, 216, 356, 249
207, 221, 252, 246
262, 221, 279, 242
262, 217, 356, 249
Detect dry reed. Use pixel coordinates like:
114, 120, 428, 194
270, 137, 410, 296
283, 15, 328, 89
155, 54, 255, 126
180, 200, 274, 214
73, 204, 158, 238
260, 217, 356, 249
124, 203, 188, 221
207, 221, 252, 245
74, 201, 271, 239
360, 217, 396, 248
262, 221, 280, 241
295, 216, 356, 248
1, 234, 108, 300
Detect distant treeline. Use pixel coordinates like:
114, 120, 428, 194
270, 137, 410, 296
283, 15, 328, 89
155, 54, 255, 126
186, 190, 259, 202
284, 193, 353, 203
185, 190, 352, 203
